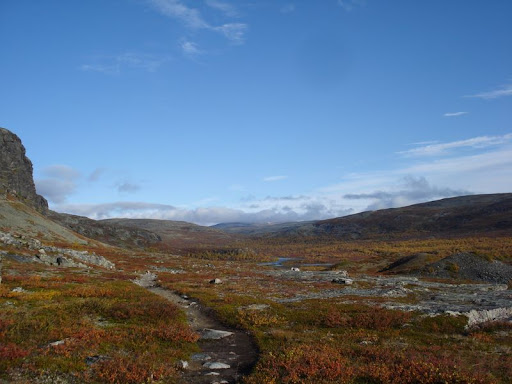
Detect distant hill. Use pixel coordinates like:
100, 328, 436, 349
213, 194, 512, 240
211, 221, 315, 235
48, 211, 162, 249
264, 194, 512, 240
101, 218, 239, 249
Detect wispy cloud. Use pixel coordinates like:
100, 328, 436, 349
443, 111, 468, 117
180, 40, 202, 56
116, 182, 141, 194
399, 133, 512, 157
213, 23, 248, 44
337, 0, 366, 12
466, 83, 512, 99
81, 52, 171, 75
80, 64, 120, 75
88, 168, 106, 182
263, 175, 288, 182
148, 0, 208, 28
148, 0, 248, 44
344, 176, 470, 211
205, 0, 238, 17
53, 136, 512, 224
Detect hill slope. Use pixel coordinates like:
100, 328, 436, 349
0, 197, 88, 245
256, 194, 512, 240
101, 218, 239, 249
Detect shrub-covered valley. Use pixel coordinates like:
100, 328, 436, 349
1, 127, 512, 383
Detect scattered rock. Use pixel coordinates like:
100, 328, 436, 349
48, 339, 71, 347
422, 252, 512, 284
200, 329, 234, 340
85, 355, 109, 366
290, 267, 300, 272
133, 271, 158, 288
151, 266, 184, 274
332, 278, 353, 285
203, 362, 231, 369
466, 307, 512, 329
244, 304, 270, 311
382, 286, 412, 297
191, 353, 212, 361
210, 278, 222, 284
178, 360, 189, 370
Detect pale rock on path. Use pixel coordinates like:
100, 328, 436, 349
147, 286, 258, 384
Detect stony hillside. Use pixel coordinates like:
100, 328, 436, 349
101, 218, 239, 249
0, 197, 88, 244
48, 211, 162, 248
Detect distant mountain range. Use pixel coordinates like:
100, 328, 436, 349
213, 193, 512, 240
1, 126, 511, 251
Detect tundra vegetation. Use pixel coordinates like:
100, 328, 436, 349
2, 234, 511, 383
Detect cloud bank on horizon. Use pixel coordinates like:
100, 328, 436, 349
36, 133, 512, 225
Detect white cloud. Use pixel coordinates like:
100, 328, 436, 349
52, 139, 512, 224
148, 0, 208, 29
466, 83, 512, 99
263, 175, 288, 182
401, 145, 512, 176
399, 133, 512, 157
443, 112, 468, 117
213, 23, 248, 44
55, 200, 351, 226
344, 176, 470, 211
35, 165, 80, 204
36, 179, 77, 204
180, 40, 202, 56
205, 0, 238, 17
148, 0, 247, 44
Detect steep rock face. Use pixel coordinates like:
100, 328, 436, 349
0, 128, 48, 213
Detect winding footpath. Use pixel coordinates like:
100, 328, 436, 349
148, 287, 258, 384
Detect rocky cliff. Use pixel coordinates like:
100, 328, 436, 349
0, 127, 48, 213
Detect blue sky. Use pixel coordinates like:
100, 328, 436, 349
1, 0, 511, 225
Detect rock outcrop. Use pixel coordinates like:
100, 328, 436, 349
0, 128, 48, 213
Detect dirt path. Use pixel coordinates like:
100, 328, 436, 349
148, 287, 258, 384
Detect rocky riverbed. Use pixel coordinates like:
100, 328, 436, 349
264, 268, 512, 327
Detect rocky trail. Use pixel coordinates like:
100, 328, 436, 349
134, 273, 258, 384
